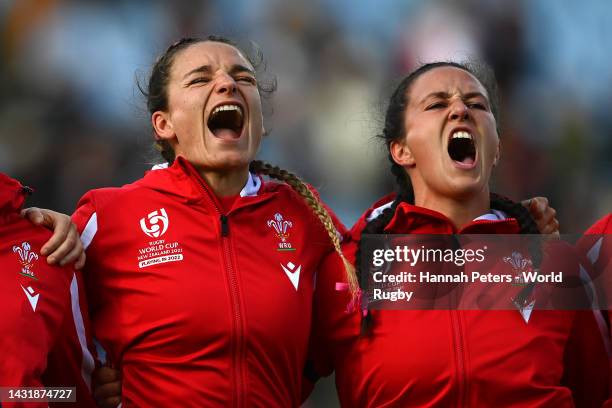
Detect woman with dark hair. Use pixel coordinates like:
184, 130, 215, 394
307, 62, 609, 407
66, 36, 353, 407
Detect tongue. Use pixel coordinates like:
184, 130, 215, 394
212, 128, 240, 140
457, 156, 474, 165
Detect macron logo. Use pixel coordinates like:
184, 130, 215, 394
281, 262, 301, 291
21, 285, 39, 311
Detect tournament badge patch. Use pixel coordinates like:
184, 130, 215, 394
13, 241, 39, 280
136, 208, 185, 268
267, 213, 296, 251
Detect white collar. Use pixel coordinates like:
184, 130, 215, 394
240, 172, 261, 197
473, 209, 508, 221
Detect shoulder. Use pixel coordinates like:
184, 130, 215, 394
2, 217, 73, 284
260, 180, 338, 217
585, 213, 612, 234
73, 170, 173, 220
3, 215, 54, 249
349, 193, 396, 238
259, 179, 349, 240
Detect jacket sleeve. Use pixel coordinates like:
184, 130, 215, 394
581, 214, 612, 406
302, 241, 361, 401
72, 191, 98, 239
42, 270, 97, 407
41, 192, 100, 406
561, 310, 610, 407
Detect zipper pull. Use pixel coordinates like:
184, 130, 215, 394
220, 214, 229, 236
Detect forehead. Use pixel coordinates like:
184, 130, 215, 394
170, 41, 253, 77
408, 66, 488, 101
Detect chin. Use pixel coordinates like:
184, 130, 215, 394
446, 180, 487, 199
213, 154, 253, 171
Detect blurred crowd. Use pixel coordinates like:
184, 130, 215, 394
1, 0, 611, 231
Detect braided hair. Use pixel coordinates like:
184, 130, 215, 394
250, 160, 357, 294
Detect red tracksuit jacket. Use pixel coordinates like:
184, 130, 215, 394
581, 213, 612, 408
72, 157, 344, 407
0, 173, 95, 407
309, 196, 609, 407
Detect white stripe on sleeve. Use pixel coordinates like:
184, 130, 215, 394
587, 237, 603, 265
81, 213, 98, 250
70, 273, 95, 390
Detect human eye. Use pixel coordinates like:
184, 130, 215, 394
236, 75, 257, 85
188, 77, 210, 86
425, 101, 447, 110
467, 101, 487, 110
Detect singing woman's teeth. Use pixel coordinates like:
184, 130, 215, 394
212, 104, 243, 118
452, 131, 472, 140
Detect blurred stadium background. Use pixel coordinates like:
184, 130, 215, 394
1, 0, 611, 405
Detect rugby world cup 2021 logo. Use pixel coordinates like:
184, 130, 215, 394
140, 208, 169, 238
13, 242, 39, 280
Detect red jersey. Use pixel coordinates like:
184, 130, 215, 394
72, 157, 344, 407
0, 173, 95, 407
581, 213, 612, 407
583, 213, 612, 270
309, 197, 609, 407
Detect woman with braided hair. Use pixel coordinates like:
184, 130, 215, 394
59, 36, 356, 407
306, 61, 609, 407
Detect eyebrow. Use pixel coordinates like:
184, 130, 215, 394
183, 64, 255, 80
420, 91, 489, 104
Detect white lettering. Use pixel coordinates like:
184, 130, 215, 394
138, 254, 184, 268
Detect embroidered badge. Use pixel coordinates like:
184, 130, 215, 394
503, 251, 534, 286
267, 213, 296, 251
136, 208, 184, 268
504, 251, 536, 323
140, 208, 169, 238
13, 242, 39, 280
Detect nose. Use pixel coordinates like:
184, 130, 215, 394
448, 100, 470, 121
214, 73, 237, 95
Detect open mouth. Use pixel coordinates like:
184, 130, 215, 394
207, 104, 244, 139
448, 130, 476, 167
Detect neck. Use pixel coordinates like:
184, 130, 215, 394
413, 188, 490, 230
199, 167, 249, 197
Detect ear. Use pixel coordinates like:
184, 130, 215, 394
152, 111, 175, 141
390, 139, 416, 167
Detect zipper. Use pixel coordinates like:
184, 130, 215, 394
221, 214, 229, 236
220, 216, 246, 408
191, 173, 246, 408
450, 310, 468, 408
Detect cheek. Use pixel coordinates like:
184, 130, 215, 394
406, 129, 437, 160
249, 100, 264, 130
